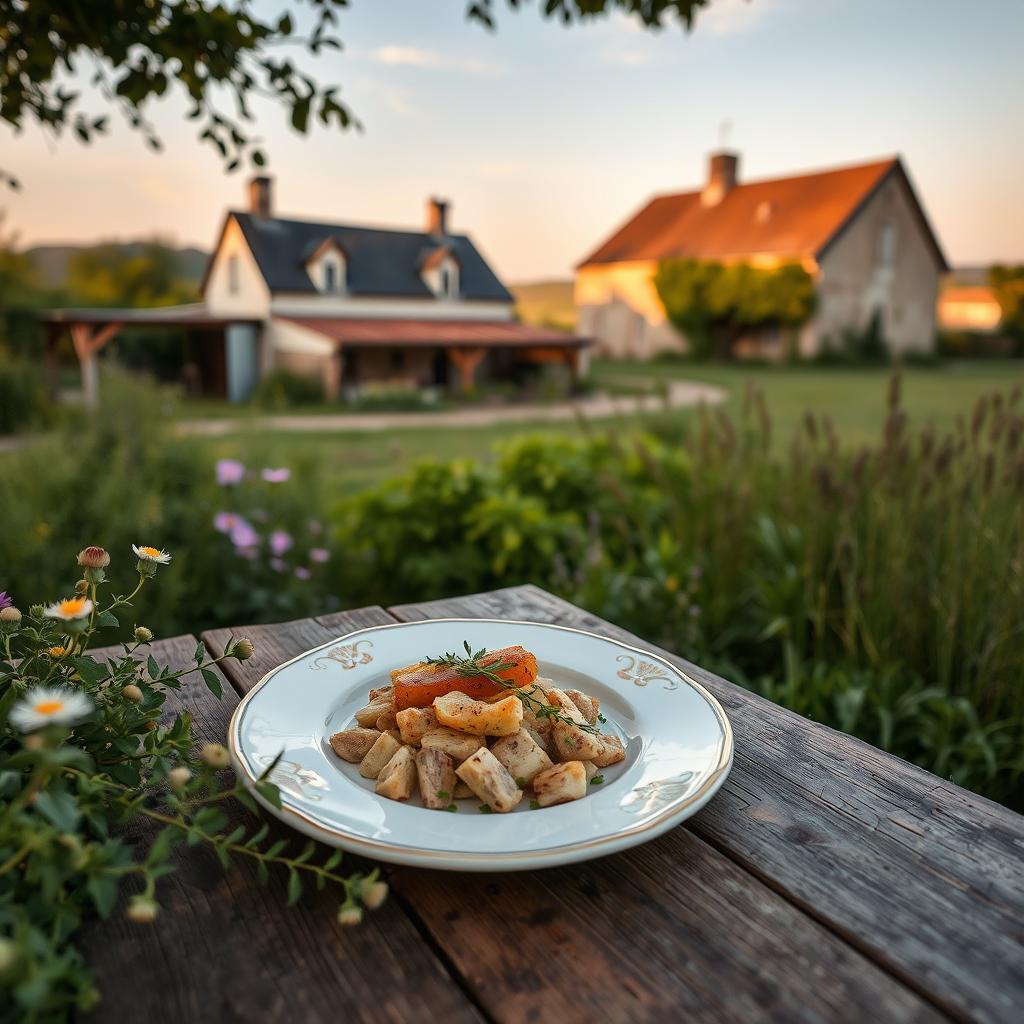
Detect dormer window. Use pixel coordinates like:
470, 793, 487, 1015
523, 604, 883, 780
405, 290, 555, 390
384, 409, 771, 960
421, 246, 460, 299
305, 238, 347, 294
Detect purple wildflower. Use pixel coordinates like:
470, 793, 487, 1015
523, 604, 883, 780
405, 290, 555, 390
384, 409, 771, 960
213, 512, 240, 534
0, 591, 12, 611
261, 467, 291, 484
308, 520, 323, 535
269, 530, 293, 556
294, 566, 312, 581
270, 558, 287, 573
236, 546, 259, 561
309, 547, 330, 564
216, 459, 245, 486
230, 519, 260, 549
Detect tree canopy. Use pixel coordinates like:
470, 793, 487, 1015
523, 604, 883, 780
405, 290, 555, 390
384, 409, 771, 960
988, 264, 1024, 354
0, 0, 712, 188
654, 258, 815, 359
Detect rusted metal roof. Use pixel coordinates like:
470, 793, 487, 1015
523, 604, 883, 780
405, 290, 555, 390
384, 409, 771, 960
578, 157, 947, 271
280, 317, 591, 348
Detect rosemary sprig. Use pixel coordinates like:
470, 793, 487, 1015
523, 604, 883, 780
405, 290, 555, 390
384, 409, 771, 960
422, 641, 601, 735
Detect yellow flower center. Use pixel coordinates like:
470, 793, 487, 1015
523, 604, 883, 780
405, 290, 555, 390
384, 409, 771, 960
34, 699, 64, 715
48, 646, 66, 657
140, 546, 161, 557
58, 598, 88, 616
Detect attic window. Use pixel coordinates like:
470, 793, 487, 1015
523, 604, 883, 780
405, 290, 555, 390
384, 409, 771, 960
323, 262, 338, 292
308, 242, 346, 294
439, 262, 459, 299
228, 254, 240, 294
878, 222, 897, 268
755, 200, 776, 224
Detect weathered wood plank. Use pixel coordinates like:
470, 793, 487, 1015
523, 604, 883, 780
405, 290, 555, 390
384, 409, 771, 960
82, 630, 483, 1024
389, 585, 1024, 1024
202, 605, 394, 694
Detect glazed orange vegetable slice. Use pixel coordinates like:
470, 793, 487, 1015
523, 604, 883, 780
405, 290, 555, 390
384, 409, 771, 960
391, 645, 538, 710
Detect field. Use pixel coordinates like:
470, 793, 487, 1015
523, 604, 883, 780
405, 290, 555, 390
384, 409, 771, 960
175, 361, 1024, 499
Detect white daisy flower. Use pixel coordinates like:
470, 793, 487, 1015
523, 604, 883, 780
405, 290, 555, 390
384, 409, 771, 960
132, 545, 172, 565
43, 597, 95, 621
10, 687, 93, 732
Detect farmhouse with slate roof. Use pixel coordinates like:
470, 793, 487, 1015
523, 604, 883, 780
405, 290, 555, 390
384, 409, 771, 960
44, 178, 589, 404
576, 152, 947, 359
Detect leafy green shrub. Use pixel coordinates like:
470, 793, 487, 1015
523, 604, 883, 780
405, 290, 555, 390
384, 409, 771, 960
253, 369, 325, 408
0, 547, 382, 1019
0, 359, 51, 434
0, 371, 336, 635
335, 374, 1024, 805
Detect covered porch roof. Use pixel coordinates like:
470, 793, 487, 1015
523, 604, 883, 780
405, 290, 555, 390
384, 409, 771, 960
40, 303, 258, 329
280, 316, 591, 348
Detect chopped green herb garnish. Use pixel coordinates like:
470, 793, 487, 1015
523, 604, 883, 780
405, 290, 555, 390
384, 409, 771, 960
435, 789, 450, 800
516, 777, 527, 789
590, 775, 605, 786
445, 803, 458, 812
478, 803, 492, 814
529, 799, 541, 810
597, 712, 607, 724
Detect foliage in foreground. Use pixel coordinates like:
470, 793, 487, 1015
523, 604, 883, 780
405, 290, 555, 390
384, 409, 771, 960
335, 375, 1024, 805
0, 546, 383, 1020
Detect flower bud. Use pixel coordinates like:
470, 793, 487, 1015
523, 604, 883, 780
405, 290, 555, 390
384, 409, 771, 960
74, 579, 90, 595
167, 766, 191, 791
134, 625, 153, 643
0, 606, 22, 631
125, 895, 159, 924
29, 604, 43, 618
122, 684, 144, 704
144, 719, 158, 731
230, 637, 254, 661
337, 905, 363, 927
78, 546, 111, 569
359, 879, 389, 910
201, 742, 230, 769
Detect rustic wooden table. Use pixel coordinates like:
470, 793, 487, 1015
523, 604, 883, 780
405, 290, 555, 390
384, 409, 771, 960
83, 585, 1023, 1024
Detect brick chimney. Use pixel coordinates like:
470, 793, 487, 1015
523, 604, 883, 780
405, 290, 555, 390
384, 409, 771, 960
426, 197, 449, 236
248, 176, 273, 218
701, 152, 739, 207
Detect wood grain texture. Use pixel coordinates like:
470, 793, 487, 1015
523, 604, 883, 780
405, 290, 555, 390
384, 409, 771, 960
389, 585, 1024, 1024
202, 605, 395, 694
81, 632, 483, 1024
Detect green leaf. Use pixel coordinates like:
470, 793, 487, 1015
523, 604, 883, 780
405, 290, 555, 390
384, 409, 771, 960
287, 870, 302, 906
70, 656, 108, 685
194, 640, 206, 665
201, 668, 222, 699
147, 654, 159, 680
96, 609, 119, 629
256, 780, 282, 809
87, 875, 119, 918
35, 789, 81, 831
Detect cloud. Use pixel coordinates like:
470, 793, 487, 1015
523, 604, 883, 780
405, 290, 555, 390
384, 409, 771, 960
371, 45, 501, 75
697, 0, 777, 36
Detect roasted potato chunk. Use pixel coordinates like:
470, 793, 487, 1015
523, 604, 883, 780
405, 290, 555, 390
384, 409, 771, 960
415, 747, 457, 809
565, 688, 601, 726
433, 691, 523, 737
455, 747, 523, 813
533, 761, 587, 807
453, 779, 474, 799
591, 733, 626, 768
420, 726, 486, 764
543, 686, 604, 761
329, 727, 381, 763
396, 706, 438, 746
375, 746, 416, 800
354, 695, 394, 728
490, 729, 553, 785
581, 759, 599, 783
368, 683, 392, 701
358, 731, 402, 779
375, 711, 398, 733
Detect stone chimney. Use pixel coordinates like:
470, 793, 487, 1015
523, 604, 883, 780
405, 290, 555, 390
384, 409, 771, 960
701, 151, 739, 207
248, 176, 273, 218
426, 197, 449, 236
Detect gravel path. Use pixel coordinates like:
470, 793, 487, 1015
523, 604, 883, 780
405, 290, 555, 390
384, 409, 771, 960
176, 379, 726, 437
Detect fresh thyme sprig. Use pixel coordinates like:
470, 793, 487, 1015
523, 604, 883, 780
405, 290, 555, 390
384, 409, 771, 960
422, 641, 602, 735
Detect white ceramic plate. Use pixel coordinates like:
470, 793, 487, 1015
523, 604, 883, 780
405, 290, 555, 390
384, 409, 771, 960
229, 618, 733, 871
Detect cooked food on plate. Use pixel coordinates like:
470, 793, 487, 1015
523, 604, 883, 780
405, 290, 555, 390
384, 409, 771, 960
328, 642, 625, 811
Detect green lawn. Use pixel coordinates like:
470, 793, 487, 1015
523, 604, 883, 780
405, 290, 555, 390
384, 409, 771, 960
172, 361, 1024, 501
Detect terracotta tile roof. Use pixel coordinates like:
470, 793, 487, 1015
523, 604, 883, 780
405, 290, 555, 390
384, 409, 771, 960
578, 157, 943, 268
280, 317, 591, 348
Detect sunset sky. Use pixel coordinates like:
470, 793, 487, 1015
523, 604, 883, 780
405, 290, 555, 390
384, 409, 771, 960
3, 0, 1022, 281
